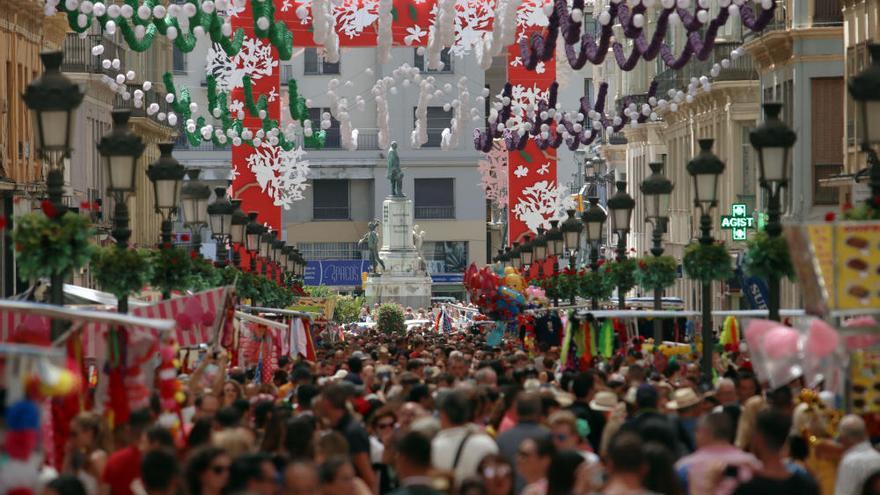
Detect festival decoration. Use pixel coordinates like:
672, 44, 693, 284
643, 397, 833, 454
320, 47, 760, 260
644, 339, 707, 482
719, 315, 740, 349
90, 247, 153, 300
12, 212, 95, 282
603, 258, 638, 296
743, 230, 796, 281
478, 140, 510, 211
635, 255, 677, 291
578, 269, 614, 302
149, 246, 194, 297
682, 241, 733, 282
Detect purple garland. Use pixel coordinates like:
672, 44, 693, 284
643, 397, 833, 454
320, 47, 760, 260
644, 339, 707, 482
521, 0, 776, 72
473, 80, 658, 152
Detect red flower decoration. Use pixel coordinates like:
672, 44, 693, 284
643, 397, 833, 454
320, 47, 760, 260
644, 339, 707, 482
180, 233, 191, 242
190, 250, 199, 259
824, 211, 836, 222
162, 242, 173, 249
41, 200, 58, 219
843, 202, 853, 211
80, 201, 91, 211
0, 216, 7, 231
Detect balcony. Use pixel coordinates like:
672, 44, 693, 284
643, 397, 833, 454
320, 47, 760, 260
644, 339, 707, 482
654, 41, 757, 96
174, 135, 229, 152
813, 0, 842, 26
114, 83, 176, 131
615, 93, 651, 114
62, 33, 125, 75
744, 1, 788, 42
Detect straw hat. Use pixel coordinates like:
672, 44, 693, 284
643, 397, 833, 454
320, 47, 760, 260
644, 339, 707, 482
589, 390, 619, 412
666, 387, 701, 410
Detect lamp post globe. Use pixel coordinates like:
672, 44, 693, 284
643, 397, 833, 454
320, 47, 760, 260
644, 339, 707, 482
640, 162, 673, 228
230, 201, 249, 268
147, 143, 186, 245
207, 188, 235, 265
519, 235, 534, 268
98, 110, 145, 196
560, 209, 583, 265
687, 139, 726, 212
180, 169, 212, 254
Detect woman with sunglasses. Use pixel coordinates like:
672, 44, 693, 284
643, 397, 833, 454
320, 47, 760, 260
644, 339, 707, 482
185, 446, 231, 495
368, 407, 399, 494
477, 455, 515, 495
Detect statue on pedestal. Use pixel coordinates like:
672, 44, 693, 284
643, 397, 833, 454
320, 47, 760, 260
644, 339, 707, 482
387, 141, 403, 197
412, 224, 426, 271
359, 220, 385, 274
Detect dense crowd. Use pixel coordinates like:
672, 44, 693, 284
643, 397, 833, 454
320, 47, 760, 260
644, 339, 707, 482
30, 306, 880, 495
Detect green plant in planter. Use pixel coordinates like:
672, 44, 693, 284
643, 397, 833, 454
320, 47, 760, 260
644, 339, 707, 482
149, 246, 193, 296
91, 247, 153, 299
377, 303, 405, 335
187, 256, 223, 292
603, 258, 638, 294
334, 295, 364, 324
683, 242, 733, 282
13, 212, 96, 281
578, 269, 614, 301
635, 255, 678, 291
743, 231, 795, 281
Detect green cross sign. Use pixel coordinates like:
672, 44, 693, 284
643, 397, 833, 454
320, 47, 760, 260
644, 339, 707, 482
720, 203, 756, 241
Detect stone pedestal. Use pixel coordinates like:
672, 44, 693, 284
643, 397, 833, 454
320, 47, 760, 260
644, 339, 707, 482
364, 196, 433, 309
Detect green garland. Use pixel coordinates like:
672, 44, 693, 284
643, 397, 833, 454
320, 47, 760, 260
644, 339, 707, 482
12, 212, 96, 281
635, 255, 678, 291
187, 256, 225, 292
91, 247, 153, 298
377, 302, 406, 335
603, 258, 638, 293
683, 242, 733, 282
743, 231, 795, 281
578, 269, 614, 302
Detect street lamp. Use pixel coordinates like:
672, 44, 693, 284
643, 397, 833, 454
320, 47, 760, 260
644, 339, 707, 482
207, 187, 234, 266
608, 181, 636, 310
146, 143, 186, 246
561, 209, 582, 270
272, 239, 286, 283
519, 235, 534, 270
260, 230, 276, 277
848, 43, 880, 213
750, 103, 796, 322
245, 212, 266, 272
97, 109, 145, 314
687, 138, 726, 387
180, 169, 211, 256
22, 51, 84, 337
230, 200, 248, 269
533, 228, 548, 277
640, 161, 674, 342
547, 219, 563, 305
582, 196, 607, 309
509, 244, 521, 270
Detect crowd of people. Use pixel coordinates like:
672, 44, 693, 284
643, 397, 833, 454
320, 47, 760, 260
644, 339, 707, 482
30, 316, 880, 495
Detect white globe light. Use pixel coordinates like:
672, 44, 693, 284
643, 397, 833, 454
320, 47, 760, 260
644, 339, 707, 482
201, 1, 215, 14
165, 93, 175, 103
93, 2, 106, 16
137, 4, 150, 19
119, 4, 133, 18
91, 45, 105, 56
571, 8, 584, 23
167, 26, 178, 40
153, 4, 166, 18
143, 81, 152, 91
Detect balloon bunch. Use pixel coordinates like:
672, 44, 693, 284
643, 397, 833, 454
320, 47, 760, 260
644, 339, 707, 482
474, 80, 657, 152
464, 264, 528, 320
520, 0, 777, 73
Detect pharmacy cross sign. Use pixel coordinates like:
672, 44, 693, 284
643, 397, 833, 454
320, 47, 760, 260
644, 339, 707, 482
720, 203, 756, 241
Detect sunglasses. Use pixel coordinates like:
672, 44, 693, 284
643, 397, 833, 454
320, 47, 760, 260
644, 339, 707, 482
377, 422, 395, 430
210, 464, 230, 475
483, 465, 511, 478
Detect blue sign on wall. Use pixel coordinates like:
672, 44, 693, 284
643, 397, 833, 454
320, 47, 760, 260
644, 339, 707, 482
431, 273, 464, 283
304, 260, 370, 286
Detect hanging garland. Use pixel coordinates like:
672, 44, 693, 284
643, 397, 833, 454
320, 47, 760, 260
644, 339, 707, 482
743, 231, 795, 281
635, 255, 678, 291
683, 242, 733, 282
91, 247, 154, 299
603, 258, 638, 294
12, 211, 96, 281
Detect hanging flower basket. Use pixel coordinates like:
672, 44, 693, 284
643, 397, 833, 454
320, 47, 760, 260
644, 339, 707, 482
635, 255, 678, 291
149, 247, 193, 295
683, 242, 733, 282
91, 247, 153, 299
12, 212, 95, 281
743, 231, 796, 281
578, 269, 614, 301
603, 258, 638, 294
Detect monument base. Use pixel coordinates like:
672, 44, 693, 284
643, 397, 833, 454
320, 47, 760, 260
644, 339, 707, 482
364, 273, 433, 310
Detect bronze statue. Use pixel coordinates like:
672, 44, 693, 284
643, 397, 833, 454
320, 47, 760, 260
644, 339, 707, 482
386, 141, 403, 197
359, 220, 385, 274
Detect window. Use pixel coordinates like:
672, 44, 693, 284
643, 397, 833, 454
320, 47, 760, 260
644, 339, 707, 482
298, 242, 363, 260
814, 164, 843, 205
583, 78, 594, 108
414, 178, 454, 219
414, 107, 453, 148
280, 64, 295, 84
312, 179, 349, 220
414, 47, 453, 73
307, 108, 341, 149
423, 241, 468, 274
172, 46, 187, 74
304, 48, 340, 75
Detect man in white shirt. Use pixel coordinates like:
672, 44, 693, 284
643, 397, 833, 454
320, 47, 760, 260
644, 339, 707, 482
431, 388, 498, 486
835, 415, 880, 495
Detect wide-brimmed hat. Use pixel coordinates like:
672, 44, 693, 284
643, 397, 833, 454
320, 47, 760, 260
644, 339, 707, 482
666, 387, 701, 410
589, 390, 619, 412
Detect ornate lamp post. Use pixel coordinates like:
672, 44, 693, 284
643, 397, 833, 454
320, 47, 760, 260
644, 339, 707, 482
23, 51, 84, 337
561, 209, 583, 272
687, 139, 726, 387
547, 219, 563, 306
272, 239, 286, 283
509, 244, 521, 270
207, 188, 234, 267
97, 109, 145, 314
533, 228, 548, 278
260, 230, 276, 277
640, 161, 674, 341
750, 103, 796, 322
582, 196, 607, 309
146, 143, 186, 246
230, 201, 248, 269
180, 169, 211, 256
848, 44, 880, 213
245, 212, 266, 272
519, 235, 534, 273
607, 181, 635, 310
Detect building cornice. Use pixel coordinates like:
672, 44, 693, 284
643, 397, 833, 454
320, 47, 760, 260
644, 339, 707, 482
743, 27, 844, 70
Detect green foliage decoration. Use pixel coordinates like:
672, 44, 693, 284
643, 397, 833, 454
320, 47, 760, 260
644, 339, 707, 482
578, 269, 614, 302
334, 295, 365, 324
635, 255, 678, 291
377, 303, 405, 335
13, 212, 95, 281
743, 231, 796, 281
304, 285, 335, 297
683, 242, 733, 282
149, 246, 193, 295
91, 247, 153, 299
604, 258, 638, 294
